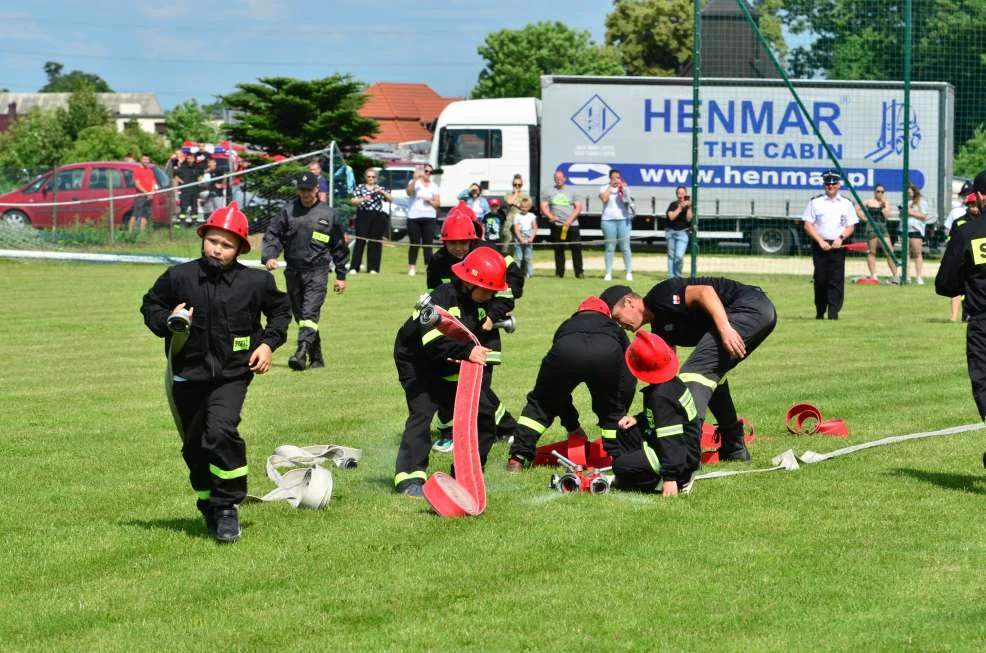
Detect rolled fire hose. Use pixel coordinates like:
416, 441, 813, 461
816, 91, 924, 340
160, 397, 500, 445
245, 444, 363, 509
165, 310, 192, 436
417, 299, 487, 517
786, 403, 849, 437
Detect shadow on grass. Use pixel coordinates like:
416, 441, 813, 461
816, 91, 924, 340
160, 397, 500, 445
892, 468, 986, 495
122, 516, 213, 539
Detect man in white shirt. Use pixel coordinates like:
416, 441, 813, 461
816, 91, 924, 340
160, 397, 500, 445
802, 170, 857, 320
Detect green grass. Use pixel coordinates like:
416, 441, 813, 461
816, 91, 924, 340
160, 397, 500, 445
1, 252, 984, 652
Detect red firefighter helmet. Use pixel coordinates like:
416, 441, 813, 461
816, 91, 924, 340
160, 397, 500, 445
441, 212, 479, 241
451, 247, 508, 292
576, 295, 611, 317
625, 331, 679, 384
197, 201, 251, 253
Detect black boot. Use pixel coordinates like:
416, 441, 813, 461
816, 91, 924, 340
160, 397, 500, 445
288, 342, 309, 371
309, 342, 324, 369
716, 422, 751, 462
197, 499, 217, 536
213, 507, 241, 543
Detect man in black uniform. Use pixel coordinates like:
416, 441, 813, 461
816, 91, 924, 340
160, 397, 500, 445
936, 169, 986, 461
605, 277, 776, 461
506, 295, 636, 471
393, 247, 508, 497
427, 206, 524, 451
172, 151, 201, 222
611, 330, 701, 497
140, 202, 291, 542
261, 171, 349, 371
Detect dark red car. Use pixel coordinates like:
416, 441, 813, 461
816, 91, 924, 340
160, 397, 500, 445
0, 161, 175, 228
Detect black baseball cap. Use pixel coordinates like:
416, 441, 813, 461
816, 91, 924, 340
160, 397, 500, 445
600, 285, 634, 310
960, 180, 974, 196
296, 171, 318, 190
972, 170, 986, 195
821, 169, 841, 185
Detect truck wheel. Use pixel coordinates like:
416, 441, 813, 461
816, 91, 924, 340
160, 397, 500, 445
751, 226, 794, 256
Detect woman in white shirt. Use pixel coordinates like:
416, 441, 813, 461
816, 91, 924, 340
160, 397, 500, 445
405, 165, 441, 276
598, 169, 633, 281
905, 183, 930, 285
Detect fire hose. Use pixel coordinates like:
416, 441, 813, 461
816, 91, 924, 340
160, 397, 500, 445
416, 294, 488, 517
245, 444, 363, 509
786, 403, 849, 437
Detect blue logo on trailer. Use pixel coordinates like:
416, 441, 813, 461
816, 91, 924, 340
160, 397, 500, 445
865, 100, 922, 164
571, 95, 621, 143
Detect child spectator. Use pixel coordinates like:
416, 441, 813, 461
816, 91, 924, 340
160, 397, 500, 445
484, 198, 505, 248
512, 195, 536, 278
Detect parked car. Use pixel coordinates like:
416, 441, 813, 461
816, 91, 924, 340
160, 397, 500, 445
0, 161, 174, 228
376, 164, 416, 240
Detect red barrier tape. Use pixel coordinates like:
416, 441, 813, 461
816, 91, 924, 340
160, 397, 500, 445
533, 431, 613, 468
785, 403, 849, 437
421, 306, 487, 517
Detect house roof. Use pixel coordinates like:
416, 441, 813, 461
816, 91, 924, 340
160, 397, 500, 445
0, 92, 164, 116
360, 82, 460, 144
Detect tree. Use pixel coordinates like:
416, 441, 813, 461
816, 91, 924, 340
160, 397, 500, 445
0, 108, 72, 169
221, 75, 378, 155
954, 126, 986, 178
62, 121, 170, 165
165, 99, 220, 146
605, 0, 787, 77
471, 22, 624, 99
61, 86, 111, 141
39, 60, 112, 93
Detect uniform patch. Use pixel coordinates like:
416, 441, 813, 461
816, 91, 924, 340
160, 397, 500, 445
972, 237, 986, 265
233, 336, 250, 352
311, 231, 330, 243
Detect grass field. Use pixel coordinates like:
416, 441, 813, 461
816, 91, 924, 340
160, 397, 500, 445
2, 250, 985, 652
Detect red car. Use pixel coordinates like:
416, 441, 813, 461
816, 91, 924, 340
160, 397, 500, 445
0, 161, 175, 228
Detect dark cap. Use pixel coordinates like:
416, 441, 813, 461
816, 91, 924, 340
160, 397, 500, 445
821, 169, 841, 185
296, 171, 318, 190
973, 170, 986, 195
600, 285, 633, 310
960, 180, 974, 196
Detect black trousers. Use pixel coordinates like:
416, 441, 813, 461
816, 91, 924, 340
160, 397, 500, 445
968, 317, 986, 420
407, 218, 436, 266
678, 287, 777, 449
509, 332, 636, 462
395, 375, 498, 489
436, 366, 518, 439
550, 224, 583, 277
609, 425, 700, 492
811, 243, 846, 318
170, 375, 252, 509
284, 268, 329, 350
179, 189, 198, 215
351, 209, 388, 273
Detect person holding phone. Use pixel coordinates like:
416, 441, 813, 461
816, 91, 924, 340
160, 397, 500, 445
350, 168, 392, 274
599, 169, 633, 281
665, 185, 692, 278
405, 164, 441, 276
854, 184, 898, 282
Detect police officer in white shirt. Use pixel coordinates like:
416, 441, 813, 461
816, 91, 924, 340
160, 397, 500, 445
802, 170, 858, 320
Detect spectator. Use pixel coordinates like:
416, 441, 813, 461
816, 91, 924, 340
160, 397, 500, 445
665, 185, 692, 278
503, 174, 525, 251
802, 169, 856, 320
129, 154, 155, 234
457, 182, 490, 221
309, 159, 330, 204
484, 197, 505, 248
201, 157, 227, 215
855, 184, 898, 282
512, 195, 536, 278
599, 169, 634, 281
905, 183, 931, 285
405, 164, 440, 276
173, 151, 201, 223
541, 169, 584, 279
123, 152, 135, 163
944, 181, 974, 235
349, 168, 391, 275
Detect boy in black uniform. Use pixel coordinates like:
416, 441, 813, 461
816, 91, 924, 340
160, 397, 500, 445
261, 171, 349, 371
612, 330, 701, 496
394, 247, 509, 497
506, 295, 636, 471
140, 202, 291, 542
172, 151, 201, 222
936, 170, 986, 459
427, 205, 524, 452
605, 277, 776, 462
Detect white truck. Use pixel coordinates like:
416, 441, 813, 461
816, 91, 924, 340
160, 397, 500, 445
428, 75, 955, 254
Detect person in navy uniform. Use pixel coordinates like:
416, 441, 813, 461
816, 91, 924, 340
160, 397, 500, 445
802, 170, 858, 320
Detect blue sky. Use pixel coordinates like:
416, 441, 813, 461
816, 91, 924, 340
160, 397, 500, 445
0, 0, 612, 109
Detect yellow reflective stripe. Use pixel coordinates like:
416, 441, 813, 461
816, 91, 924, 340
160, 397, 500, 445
311, 231, 330, 243
422, 329, 443, 345
448, 306, 462, 317
442, 374, 459, 382
504, 255, 515, 266
441, 278, 451, 284
194, 489, 211, 500
679, 373, 717, 389
495, 289, 514, 298
600, 428, 617, 439
232, 336, 250, 352
656, 424, 684, 438
517, 415, 548, 434
411, 309, 421, 319
678, 389, 697, 422
394, 471, 428, 486
210, 463, 248, 480
486, 351, 502, 364
298, 319, 319, 331
495, 402, 506, 424
436, 418, 453, 429
642, 442, 661, 473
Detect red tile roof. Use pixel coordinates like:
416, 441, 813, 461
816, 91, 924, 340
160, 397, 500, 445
361, 82, 460, 144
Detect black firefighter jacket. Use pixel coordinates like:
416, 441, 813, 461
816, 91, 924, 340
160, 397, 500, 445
260, 199, 350, 279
